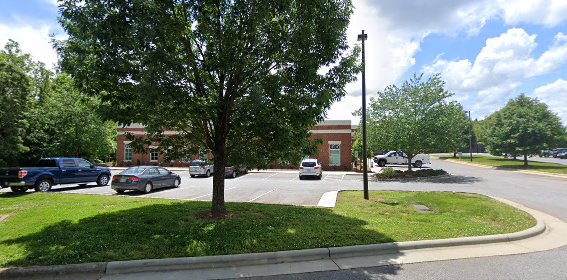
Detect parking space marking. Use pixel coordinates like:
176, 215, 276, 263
341, 173, 345, 181
323, 174, 330, 180
247, 188, 276, 202
189, 186, 238, 200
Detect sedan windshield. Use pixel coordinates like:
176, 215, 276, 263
190, 161, 206, 166
121, 167, 147, 175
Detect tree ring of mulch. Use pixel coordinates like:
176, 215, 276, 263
0, 214, 13, 223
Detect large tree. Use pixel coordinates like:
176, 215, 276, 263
364, 73, 466, 172
0, 41, 32, 167
58, 0, 359, 216
480, 94, 565, 166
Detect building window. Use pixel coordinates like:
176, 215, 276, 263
329, 143, 341, 166
150, 150, 158, 162
125, 144, 132, 161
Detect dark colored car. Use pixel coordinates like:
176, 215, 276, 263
0, 158, 111, 193
111, 166, 181, 194
552, 148, 567, 158
224, 163, 247, 178
557, 151, 567, 159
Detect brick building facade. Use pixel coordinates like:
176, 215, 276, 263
116, 120, 355, 170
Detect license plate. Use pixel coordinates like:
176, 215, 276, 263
120, 178, 126, 183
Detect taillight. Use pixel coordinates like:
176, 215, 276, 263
18, 170, 28, 179
299, 167, 304, 170
130, 177, 140, 182
314, 167, 320, 170
112, 176, 119, 182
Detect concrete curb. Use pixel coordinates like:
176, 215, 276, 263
0, 196, 549, 279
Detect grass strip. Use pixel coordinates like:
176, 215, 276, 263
440, 155, 567, 175
0, 191, 534, 267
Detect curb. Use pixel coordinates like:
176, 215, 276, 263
443, 158, 567, 179
0, 196, 549, 279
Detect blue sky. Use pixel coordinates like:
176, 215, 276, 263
1, 0, 567, 124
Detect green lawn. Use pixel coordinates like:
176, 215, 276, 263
0, 191, 534, 267
440, 155, 567, 175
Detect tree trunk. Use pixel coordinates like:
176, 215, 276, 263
407, 155, 413, 173
211, 126, 227, 217
453, 150, 457, 158
523, 152, 528, 167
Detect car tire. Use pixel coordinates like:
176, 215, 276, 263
34, 179, 52, 192
378, 160, 386, 167
143, 182, 153, 194
190, 175, 195, 178
414, 160, 423, 168
318, 174, 322, 180
173, 178, 180, 187
206, 170, 211, 177
97, 174, 110, 186
299, 175, 303, 180
115, 189, 125, 194
10, 187, 27, 193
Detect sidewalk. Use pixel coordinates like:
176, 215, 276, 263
2, 195, 567, 280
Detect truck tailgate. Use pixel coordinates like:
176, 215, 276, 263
0, 168, 22, 186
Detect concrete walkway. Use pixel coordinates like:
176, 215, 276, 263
3, 194, 567, 280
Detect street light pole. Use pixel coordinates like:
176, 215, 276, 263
358, 30, 369, 200
468, 110, 472, 162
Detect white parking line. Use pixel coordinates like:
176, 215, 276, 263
341, 173, 345, 181
323, 174, 330, 180
247, 189, 276, 202
189, 186, 238, 200
262, 173, 278, 180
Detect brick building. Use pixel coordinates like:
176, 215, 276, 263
116, 120, 355, 170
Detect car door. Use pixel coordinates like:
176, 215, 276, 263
147, 168, 162, 188
60, 159, 80, 184
158, 167, 174, 187
77, 159, 98, 182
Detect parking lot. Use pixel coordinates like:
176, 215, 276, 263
1, 170, 364, 206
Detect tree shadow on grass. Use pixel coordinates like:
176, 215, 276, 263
1, 201, 403, 278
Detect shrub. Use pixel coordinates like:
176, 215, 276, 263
376, 167, 398, 179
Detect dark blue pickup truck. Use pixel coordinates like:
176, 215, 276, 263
0, 158, 112, 193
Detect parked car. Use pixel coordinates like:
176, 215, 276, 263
539, 150, 552, 157
224, 163, 247, 178
299, 159, 322, 180
189, 160, 214, 177
374, 151, 430, 168
111, 166, 180, 194
557, 151, 567, 159
552, 148, 567, 158
0, 158, 111, 193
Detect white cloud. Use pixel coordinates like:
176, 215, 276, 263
423, 28, 567, 118
497, 0, 567, 27
0, 24, 59, 68
533, 79, 567, 124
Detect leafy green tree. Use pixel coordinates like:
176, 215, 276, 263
0, 42, 32, 167
58, 0, 359, 215
24, 74, 117, 163
365, 73, 465, 172
480, 94, 565, 166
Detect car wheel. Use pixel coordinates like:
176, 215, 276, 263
378, 160, 386, 167
10, 187, 27, 193
414, 160, 423, 168
143, 182, 153, 194
173, 178, 180, 187
206, 170, 210, 177
190, 174, 195, 178
318, 174, 322, 180
34, 179, 52, 192
299, 175, 303, 180
115, 189, 125, 194
97, 174, 110, 186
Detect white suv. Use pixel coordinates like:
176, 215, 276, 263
299, 159, 322, 180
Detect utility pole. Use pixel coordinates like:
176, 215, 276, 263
468, 110, 473, 162
358, 30, 369, 200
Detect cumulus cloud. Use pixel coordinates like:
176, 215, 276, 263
533, 79, 567, 124
0, 24, 60, 68
423, 28, 567, 117
497, 0, 567, 27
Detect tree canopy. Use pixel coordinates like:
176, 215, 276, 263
363, 73, 468, 171
57, 0, 360, 215
479, 94, 565, 166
